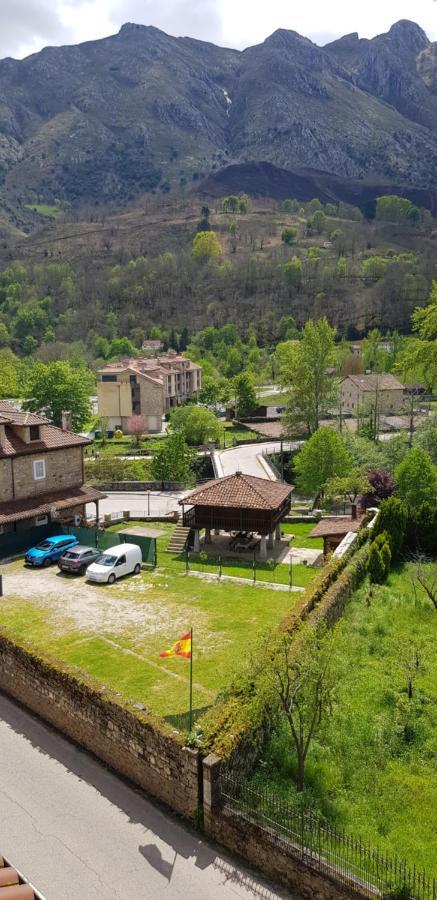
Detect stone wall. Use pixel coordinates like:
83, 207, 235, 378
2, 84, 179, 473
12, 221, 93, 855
12, 446, 84, 500
0, 634, 201, 819
203, 756, 369, 900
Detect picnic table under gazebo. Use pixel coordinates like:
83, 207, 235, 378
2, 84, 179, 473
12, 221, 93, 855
179, 472, 293, 560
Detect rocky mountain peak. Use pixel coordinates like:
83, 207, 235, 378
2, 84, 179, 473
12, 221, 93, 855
387, 20, 429, 52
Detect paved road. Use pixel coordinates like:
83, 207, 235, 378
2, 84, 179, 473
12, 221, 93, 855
0, 694, 295, 900
217, 442, 301, 480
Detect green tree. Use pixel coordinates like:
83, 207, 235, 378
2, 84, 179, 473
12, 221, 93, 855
281, 227, 297, 245
395, 285, 437, 390
24, 361, 93, 431
232, 371, 257, 419
283, 257, 302, 289
325, 469, 372, 504
192, 231, 222, 261
169, 405, 223, 446
150, 432, 195, 483
0, 349, 22, 399
395, 447, 437, 507
294, 428, 353, 498
277, 318, 337, 435
375, 195, 420, 226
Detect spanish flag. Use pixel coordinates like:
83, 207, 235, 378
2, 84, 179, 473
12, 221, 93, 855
159, 631, 192, 660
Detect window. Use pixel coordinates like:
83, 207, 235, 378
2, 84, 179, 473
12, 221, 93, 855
29, 425, 40, 441
129, 374, 137, 384
116, 555, 126, 566
102, 374, 117, 382
33, 459, 46, 481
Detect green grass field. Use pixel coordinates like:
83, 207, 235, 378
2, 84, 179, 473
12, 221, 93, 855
253, 562, 437, 876
24, 202, 63, 219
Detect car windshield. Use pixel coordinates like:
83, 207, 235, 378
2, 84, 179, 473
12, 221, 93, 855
35, 541, 52, 550
64, 552, 79, 559
94, 555, 117, 566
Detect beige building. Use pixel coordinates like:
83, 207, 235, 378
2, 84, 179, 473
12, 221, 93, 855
340, 374, 405, 415
0, 402, 105, 532
97, 355, 202, 434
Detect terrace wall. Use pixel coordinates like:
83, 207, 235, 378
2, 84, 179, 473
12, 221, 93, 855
0, 633, 201, 819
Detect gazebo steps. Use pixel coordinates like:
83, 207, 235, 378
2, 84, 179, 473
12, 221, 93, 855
167, 524, 193, 553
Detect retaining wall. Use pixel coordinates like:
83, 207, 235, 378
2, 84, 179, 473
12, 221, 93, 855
0, 634, 201, 819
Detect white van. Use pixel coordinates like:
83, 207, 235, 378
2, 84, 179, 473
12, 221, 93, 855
86, 543, 142, 584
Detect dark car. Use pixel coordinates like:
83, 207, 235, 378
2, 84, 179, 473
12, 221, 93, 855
25, 534, 79, 567
58, 545, 101, 576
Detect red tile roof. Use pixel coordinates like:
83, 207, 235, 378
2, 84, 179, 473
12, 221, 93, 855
0, 853, 41, 897
181, 473, 293, 511
0, 403, 90, 460
0, 485, 106, 525
309, 516, 364, 538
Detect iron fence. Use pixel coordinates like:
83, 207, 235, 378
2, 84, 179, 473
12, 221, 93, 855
220, 772, 436, 900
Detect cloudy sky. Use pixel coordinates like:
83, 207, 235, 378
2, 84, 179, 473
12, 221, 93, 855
1, 0, 437, 60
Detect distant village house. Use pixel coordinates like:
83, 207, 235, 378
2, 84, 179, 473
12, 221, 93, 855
340, 374, 405, 415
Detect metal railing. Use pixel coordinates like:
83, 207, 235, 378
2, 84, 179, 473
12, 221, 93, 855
220, 773, 436, 900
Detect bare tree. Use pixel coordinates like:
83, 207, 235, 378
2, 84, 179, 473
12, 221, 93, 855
268, 626, 340, 792
410, 554, 437, 611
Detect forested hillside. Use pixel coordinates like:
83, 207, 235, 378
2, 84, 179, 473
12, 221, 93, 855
0, 194, 435, 367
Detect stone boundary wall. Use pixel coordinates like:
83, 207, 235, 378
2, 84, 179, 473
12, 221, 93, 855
0, 634, 201, 819
203, 756, 369, 900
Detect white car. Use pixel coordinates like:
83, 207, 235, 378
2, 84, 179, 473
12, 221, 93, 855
86, 543, 142, 584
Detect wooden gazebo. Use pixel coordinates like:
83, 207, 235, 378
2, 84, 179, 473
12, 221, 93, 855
180, 472, 293, 559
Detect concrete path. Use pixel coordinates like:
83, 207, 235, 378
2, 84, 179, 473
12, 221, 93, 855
218, 442, 301, 480
0, 694, 296, 900
86, 490, 189, 521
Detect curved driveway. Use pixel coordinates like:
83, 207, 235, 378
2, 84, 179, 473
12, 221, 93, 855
0, 694, 295, 900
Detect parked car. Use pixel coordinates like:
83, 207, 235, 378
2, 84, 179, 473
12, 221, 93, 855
58, 545, 101, 576
25, 534, 79, 567
86, 543, 142, 584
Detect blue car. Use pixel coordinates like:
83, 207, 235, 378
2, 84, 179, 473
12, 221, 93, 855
25, 534, 79, 567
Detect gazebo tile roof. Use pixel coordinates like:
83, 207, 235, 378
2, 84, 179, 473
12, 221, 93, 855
180, 473, 293, 511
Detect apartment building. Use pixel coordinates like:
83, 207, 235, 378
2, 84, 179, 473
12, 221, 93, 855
0, 401, 105, 532
97, 355, 202, 433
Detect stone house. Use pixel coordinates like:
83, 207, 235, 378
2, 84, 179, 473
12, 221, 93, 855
97, 354, 202, 434
0, 402, 105, 532
340, 374, 405, 415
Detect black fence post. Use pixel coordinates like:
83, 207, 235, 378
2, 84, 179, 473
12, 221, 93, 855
0, 574, 3, 597
186, 547, 189, 574
219, 554, 222, 579
253, 552, 256, 584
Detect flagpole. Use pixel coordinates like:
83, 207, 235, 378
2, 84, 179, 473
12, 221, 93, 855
189, 627, 193, 733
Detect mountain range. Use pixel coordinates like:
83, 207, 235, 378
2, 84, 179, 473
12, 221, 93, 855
1, 19, 437, 225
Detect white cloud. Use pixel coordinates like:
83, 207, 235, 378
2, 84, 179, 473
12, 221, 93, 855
1, 0, 437, 59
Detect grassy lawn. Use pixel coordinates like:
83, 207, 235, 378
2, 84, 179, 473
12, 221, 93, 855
0, 554, 301, 728
281, 522, 323, 549
112, 521, 320, 589
24, 202, 63, 219
252, 562, 437, 876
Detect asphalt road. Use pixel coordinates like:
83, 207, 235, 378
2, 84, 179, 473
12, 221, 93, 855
218, 442, 301, 479
0, 694, 295, 900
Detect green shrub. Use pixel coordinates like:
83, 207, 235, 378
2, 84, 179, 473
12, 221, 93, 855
373, 497, 407, 558
368, 532, 391, 584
